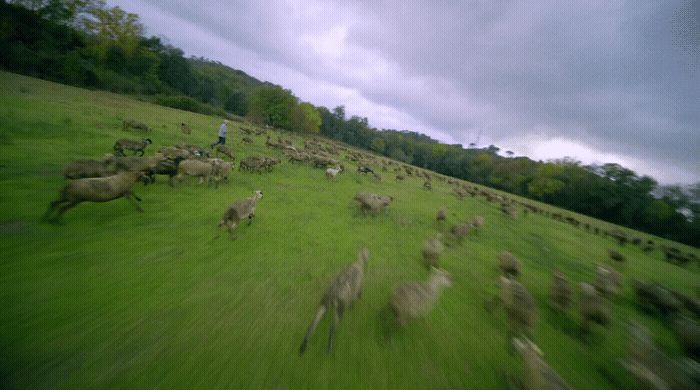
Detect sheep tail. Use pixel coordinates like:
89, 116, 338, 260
299, 305, 327, 355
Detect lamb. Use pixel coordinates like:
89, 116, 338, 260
113, 138, 152, 156
325, 166, 343, 179
240, 136, 254, 144
214, 144, 234, 160
176, 159, 216, 186
217, 190, 263, 239
63, 158, 115, 179
300, 248, 370, 354
498, 251, 521, 279
423, 181, 432, 190
41, 171, 146, 223
395, 174, 405, 181
549, 270, 572, 313
122, 119, 149, 132
579, 282, 611, 335
513, 337, 571, 390
180, 122, 191, 134
422, 236, 445, 268
353, 192, 393, 214
390, 267, 452, 326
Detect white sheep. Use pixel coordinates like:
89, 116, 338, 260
325, 166, 343, 179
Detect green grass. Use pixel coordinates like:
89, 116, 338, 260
0, 71, 697, 389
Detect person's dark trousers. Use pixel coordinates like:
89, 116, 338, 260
211, 137, 226, 148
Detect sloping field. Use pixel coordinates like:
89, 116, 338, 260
0, 72, 697, 389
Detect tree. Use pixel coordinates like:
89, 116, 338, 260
247, 85, 298, 129
224, 90, 247, 116
85, 5, 143, 55
370, 137, 385, 153
294, 102, 321, 133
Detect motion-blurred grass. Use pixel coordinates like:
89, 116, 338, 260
0, 72, 697, 389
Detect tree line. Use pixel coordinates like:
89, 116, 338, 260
1, 0, 697, 246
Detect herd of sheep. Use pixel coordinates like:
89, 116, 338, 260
42, 118, 698, 389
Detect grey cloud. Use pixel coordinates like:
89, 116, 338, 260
112, 0, 698, 183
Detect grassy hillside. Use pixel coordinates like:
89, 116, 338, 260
0, 71, 697, 389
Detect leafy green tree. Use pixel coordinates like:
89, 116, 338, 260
293, 102, 321, 133
370, 137, 385, 153
247, 85, 298, 129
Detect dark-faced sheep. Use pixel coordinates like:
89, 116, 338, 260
357, 165, 375, 175
390, 267, 452, 327
300, 248, 369, 354
42, 171, 146, 223
217, 190, 263, 239
113, 138, 152, 157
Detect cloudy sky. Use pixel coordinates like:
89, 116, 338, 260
110, 0, 699, 184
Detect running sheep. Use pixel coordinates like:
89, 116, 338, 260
217, 190, 263, 239
300, 248, 369, 354
42, 171, 146, 223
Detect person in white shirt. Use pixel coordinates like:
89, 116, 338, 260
210, 119, 229, 148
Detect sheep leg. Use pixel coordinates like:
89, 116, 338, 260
228, 222, 238, 240
41, 198, 66, 222
327, 305, 344, 353
53, 201, 79, 223
125, 193, 144, 212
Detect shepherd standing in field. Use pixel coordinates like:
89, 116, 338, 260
210, 119, 228, 148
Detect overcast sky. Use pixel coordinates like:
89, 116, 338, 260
110, 0, 699, 184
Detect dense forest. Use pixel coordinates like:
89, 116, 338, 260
1, 0, 698, 246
